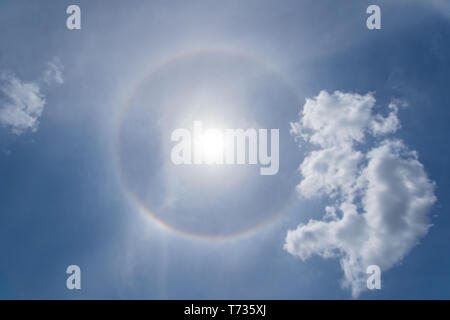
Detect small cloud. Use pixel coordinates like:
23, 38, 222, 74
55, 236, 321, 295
370, 101, 405, 136
285, 91, 436, 298
0, 73, 46, 135
43, 57, 64, 86
0, 58, 63, 136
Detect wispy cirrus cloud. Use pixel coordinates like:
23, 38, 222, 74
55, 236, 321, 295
285, 91, 436, 297
0, 58, 63, 135
42, 57, 64, 86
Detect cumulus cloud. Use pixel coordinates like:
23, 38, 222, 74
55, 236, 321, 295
0, 73, 45, 135
370, 102, 401, 136
285, 90, 436, 297
0, 58, 63, 135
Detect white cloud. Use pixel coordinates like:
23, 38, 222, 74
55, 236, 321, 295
285, 91, 436, 297
290, 90, 375, 148
0, 73, 45, 135
370, 102, 401, 136
43, 57, 64, 85
0, 58, 63, 135
297, 144, 363, 199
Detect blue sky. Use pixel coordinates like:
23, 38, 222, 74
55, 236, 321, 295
0, 0, 449, 299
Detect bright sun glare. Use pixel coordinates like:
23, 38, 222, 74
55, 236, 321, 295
199, 129, 224, 164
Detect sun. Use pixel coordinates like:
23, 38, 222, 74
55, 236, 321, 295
199, 128, 225, 164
